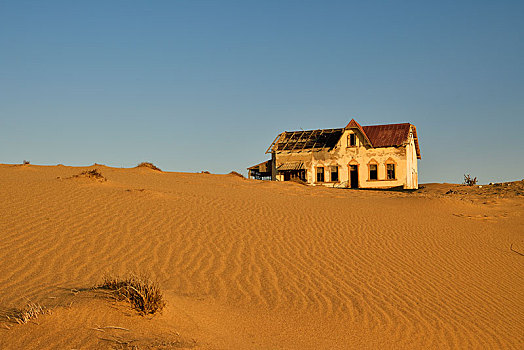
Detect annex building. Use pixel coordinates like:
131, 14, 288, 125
248, 119, 421, 189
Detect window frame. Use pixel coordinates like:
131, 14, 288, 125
316, 166, 325, 183
386, 163, 396, 180
348, 133, 357, 147
329, 165, 339, 183
369, 163, 378, 181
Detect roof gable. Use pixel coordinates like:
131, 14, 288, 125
345, 118, 373, 146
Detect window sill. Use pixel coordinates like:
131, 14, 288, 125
366, 179, 398, 182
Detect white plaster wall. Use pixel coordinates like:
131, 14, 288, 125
404, 127, 419, 189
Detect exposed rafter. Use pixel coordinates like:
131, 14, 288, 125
265, 128, 344, 154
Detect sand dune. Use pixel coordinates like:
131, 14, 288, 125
0, 164, 522, 349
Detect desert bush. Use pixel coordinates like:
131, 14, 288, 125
98, 274, 165, 315
464, 174, 478, 186
72, 169, 106, 181
10, 302, 46, 324
22, 160, 30, 165
137, 162, 162, 171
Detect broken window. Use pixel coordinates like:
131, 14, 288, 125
369, 164, 378, 180
387, 163, 395, 180
348, 133, 356, 146
316, 167, 324, 182
330, 166, 339, 182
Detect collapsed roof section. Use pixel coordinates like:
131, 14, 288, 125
265, 128, 344, 154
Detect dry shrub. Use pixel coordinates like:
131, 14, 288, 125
464, 174, 478, 186
137, 162, 162, 171
72, 169, 106, 181
10, 302, 46, 324
98, 274, 165, 315
229, 171, 245, 179
22, 160, 30, 165
201, 170, 211, 174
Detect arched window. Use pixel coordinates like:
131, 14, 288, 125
330, 165, 339, 182
367, 159, 378, 180
385, 158, 397, 180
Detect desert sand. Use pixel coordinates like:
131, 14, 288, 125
0, 164, 522, 349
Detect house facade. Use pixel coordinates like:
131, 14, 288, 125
248, 119, 421, 189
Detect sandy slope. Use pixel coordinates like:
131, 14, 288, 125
0, 164, 522, 349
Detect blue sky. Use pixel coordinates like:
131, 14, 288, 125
1, 0, 523, 183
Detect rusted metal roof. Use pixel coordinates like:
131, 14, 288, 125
361, 123, 421, 159
362, 123, 411, 147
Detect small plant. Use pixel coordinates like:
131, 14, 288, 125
10, 302, 46, 324
22, 160, 30, 165
464, 174, 478, 186
137, 162, 162, 171
72, 169, 106, 181
98, 274, 166, 315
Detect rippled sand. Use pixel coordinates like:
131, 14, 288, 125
0, 164, 522, 349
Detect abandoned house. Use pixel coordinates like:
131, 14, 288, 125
247, 119, 421, 189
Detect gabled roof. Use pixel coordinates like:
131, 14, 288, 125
266, 119, 421, 159
362, 123, 421, 159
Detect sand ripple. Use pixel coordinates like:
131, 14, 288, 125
0, 165, 522, 349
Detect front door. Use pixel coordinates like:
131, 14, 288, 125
350, 165, 359, 188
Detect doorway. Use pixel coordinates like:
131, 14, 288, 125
350, 165, 359, 188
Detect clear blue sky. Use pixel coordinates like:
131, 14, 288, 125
1, 1, 523, 184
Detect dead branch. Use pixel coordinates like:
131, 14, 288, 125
99, 326, 131, 331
